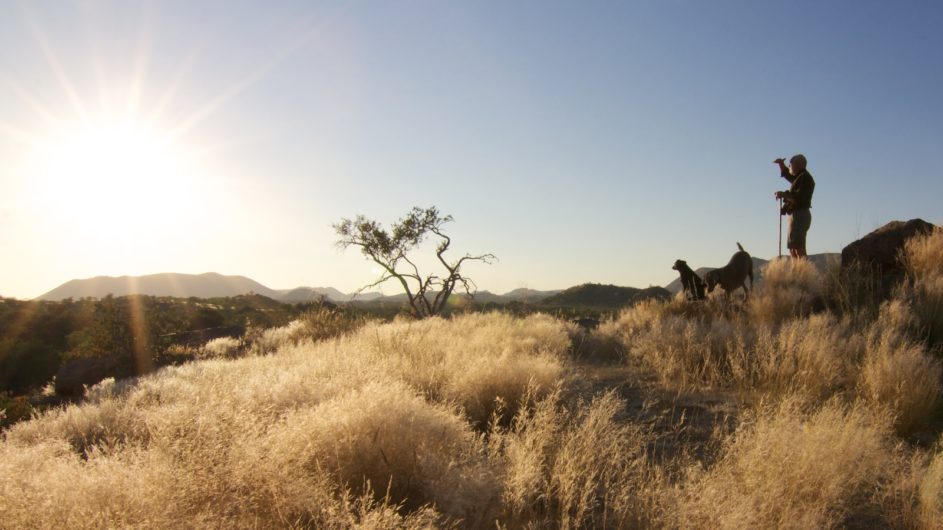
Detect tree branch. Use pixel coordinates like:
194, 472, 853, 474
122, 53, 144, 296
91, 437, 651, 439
334, 206, 494, 319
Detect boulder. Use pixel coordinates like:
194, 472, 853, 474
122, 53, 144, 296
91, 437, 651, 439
841, 219, 937, 274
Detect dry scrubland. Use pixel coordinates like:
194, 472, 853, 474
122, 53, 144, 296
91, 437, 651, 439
3, 229, 943, 529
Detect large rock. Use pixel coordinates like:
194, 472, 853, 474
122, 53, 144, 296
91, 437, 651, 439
841, 219, 937, 274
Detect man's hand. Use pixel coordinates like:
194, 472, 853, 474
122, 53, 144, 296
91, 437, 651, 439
773, 158, 786, 165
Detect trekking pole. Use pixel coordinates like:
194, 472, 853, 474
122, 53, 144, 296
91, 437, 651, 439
777, 197, 783, 258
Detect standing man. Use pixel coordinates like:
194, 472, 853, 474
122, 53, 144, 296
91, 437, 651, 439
774, 154, 815, 259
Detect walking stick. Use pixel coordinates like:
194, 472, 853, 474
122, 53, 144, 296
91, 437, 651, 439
777, 197, 783, 258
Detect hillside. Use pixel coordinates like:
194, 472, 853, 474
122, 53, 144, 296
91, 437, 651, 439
37, 272, 283, 301
541, 283, 672, 308
36, 274, 548, 305
3, 228, 942, 528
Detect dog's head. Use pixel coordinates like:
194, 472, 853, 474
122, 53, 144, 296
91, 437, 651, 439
703, 270, 718, 293
672, 259, 687, 271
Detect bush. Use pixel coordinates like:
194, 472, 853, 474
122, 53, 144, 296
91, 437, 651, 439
0, 392, 33, 429
0, 340, 61, 395
199, 336, 243, 359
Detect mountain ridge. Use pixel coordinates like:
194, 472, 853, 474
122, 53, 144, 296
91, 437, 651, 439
36, 272, 282, 301
34, 254, 841, 304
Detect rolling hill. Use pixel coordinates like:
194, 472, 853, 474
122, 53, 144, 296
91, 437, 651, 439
36, 272, 283, 301
541, 284, 672, 308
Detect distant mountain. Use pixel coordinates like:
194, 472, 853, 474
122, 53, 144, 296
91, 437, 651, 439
458, 290, 560, 304
541, 283, 672, 308
502, 288, 563, 302
37, 273, 283, 301
343, 289, 558, 306
279, 287, 383, 303
663, 253, 840, 294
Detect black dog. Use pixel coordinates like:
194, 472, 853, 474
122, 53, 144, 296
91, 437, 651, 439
673, 259, 706, 301
704, 243, 753, 300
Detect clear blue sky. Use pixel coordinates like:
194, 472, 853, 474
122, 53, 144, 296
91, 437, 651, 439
1, 1, 941, 299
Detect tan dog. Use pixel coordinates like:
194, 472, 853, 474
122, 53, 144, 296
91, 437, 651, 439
704, 243, 753, 299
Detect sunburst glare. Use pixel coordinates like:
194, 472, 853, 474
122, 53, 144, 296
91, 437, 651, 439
23, 116, 204, 238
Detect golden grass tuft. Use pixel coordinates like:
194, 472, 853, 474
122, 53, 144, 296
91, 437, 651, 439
676, 398, 897, 529
900, 227, 943, 349
612, 297, 859, 399
748, 257, 826, 325
234, 380, 498, 524
859, 305, 942, 435
749, 314, 857, 400
919, 444, 943, 529
356, 312, 569, 424
494, 388, 657, 529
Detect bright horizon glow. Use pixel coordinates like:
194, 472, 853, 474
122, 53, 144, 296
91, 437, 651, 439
25, 118, 202, 235
1, 1, 942, 300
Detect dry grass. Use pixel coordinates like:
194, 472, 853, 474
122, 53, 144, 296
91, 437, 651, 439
748, 257, 826, 325
858, 302, 942, 435
900, 227, 943, 350
4, 239, 943, 528
0, 312, 571, 528
675, 398, 898, 529
608, 298, 858, 399
919, 444, 943, 529
494, 388, 659, 529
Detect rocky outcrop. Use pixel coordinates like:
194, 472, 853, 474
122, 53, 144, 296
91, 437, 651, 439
841, 219, 937, 274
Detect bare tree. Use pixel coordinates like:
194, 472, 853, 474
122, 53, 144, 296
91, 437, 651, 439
333, 206, 496, 318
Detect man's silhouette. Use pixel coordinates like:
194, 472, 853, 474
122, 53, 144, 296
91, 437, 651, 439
774, 154, 816, 259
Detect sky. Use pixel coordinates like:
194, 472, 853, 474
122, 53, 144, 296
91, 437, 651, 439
1, 0, 941, 300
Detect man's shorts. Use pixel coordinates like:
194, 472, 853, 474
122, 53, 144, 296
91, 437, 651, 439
788, 208, 812, 249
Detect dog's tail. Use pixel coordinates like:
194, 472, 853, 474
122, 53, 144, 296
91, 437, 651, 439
737, 242, 744, 252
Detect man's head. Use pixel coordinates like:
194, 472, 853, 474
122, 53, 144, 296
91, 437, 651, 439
789, 154, 807, 175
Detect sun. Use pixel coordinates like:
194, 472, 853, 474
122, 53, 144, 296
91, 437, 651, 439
24, 117, 205, 238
